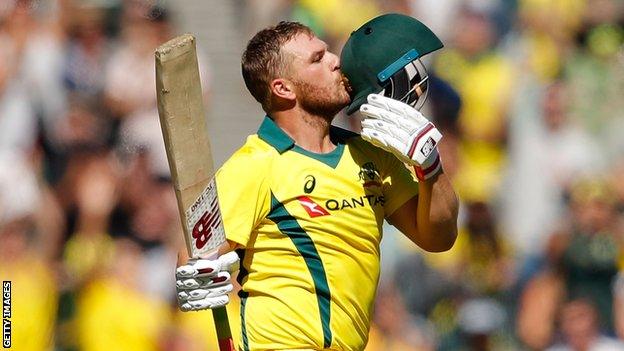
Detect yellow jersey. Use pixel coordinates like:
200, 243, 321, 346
216, 116, 419, 351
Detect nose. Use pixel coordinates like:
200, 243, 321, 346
327, 51, 340, 71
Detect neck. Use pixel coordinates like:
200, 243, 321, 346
272, 108, 335, 153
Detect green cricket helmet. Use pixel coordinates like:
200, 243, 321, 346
340, 13, 443, 115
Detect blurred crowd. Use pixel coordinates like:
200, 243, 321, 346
0, 0, 623, 350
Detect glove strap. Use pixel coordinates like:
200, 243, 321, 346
407, 123, 436, 160
414, 153, 442, 181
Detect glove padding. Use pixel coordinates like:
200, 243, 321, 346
360, 94, 442, 180
175, 251, 240, 311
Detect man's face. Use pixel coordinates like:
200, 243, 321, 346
282, 33, 351, 118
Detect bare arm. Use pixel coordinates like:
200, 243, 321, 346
516, 270, 564, 349
388, 170, 458, 252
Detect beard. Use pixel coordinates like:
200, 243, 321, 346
293, 78, 351, 121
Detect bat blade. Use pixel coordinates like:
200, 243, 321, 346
156, 34, 235, 351
155, 34, 226, 259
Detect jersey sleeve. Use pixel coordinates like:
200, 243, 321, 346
215, 149, 271, 248
380, 151, 419, 217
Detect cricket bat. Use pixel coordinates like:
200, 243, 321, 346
155, 34, 235, 351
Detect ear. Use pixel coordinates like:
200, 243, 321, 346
269, 78, 296, 102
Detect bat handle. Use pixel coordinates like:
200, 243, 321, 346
213, 306, 236, 351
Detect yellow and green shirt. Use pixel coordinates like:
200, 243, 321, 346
215, 116, 419, 351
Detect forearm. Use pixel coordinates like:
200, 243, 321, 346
359, 93, 459, 251
415, 170, 459, 252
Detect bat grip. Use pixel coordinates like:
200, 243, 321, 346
213, 306, 236, 351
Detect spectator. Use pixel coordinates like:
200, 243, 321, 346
366, 285, 436, 351
517, 178, 622, 348
103, 6, 172, 119
434, 4, 516, 203
0, 151, 58, 351
62, 5, 109, 98
74, 238, 171, 351
0, 5, 37, 155
503, 80, 605, 253
565, 0, 624, 153
507, 0, 586, 83
454, 298, 511, 351
547, 299, 624, 351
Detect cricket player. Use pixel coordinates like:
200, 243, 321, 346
175, 14, 459, 351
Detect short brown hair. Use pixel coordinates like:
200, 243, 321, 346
241, 21, 313, 112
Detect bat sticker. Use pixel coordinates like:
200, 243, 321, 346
185, 178, 226, 257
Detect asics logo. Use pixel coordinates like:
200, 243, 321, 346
304, 175, 316, 194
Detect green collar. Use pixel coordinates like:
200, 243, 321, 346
257, 115, 358, 168
257, 116, 295, 153
257, 116, 359, 152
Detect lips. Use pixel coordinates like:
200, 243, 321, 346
340, 74, 353, 93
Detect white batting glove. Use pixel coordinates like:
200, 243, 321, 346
175, 251, 240, 311
360, 94, 442, 181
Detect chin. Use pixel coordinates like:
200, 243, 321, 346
297, 80, 350, 117
336, 94, 351, 108
342, 92, 352, 105
335, 86, 351, 103
329, 92, 350, 110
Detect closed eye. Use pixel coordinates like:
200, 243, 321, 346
311, 48, 326, 63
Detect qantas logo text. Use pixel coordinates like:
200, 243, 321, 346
297, 194, 385, 217
298, 170, 384, 218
